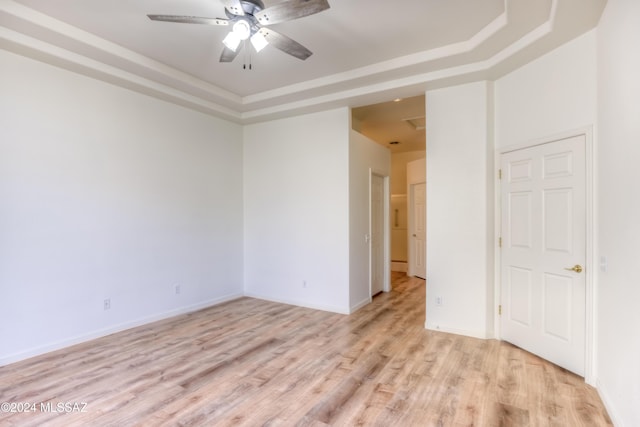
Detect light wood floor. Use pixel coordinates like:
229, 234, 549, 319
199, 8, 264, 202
0, 273, 611, 426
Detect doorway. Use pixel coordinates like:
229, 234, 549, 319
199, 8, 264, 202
499, 131, 593, 378
351, 95, 426, 284
408, 181, 426, 279
370, 173, 386, 296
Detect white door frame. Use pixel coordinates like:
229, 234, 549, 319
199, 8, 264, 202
370, 170, 391, 294
408, 182, 427, 278
407, 158, 426, 277
494, 126, 595, 385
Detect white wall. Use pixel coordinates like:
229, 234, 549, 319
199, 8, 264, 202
349, 130, 391, 311
425, 81, 493, 338
596, 0, 640, 425
494, 30, 597, 342
495, 30, 597, 148
493, 23, 640, 424
243, 108, 351, 313
493, 23, 600, 367
0, 50, 244, 365
391, 151, 426, 195
406, 157, 426, 187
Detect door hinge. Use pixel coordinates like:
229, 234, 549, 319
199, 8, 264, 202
498, 169, 502, 180
498, 237, 502, 248
498, 305, 502, 315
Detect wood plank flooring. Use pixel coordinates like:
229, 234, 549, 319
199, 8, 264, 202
0, 273, 611, 426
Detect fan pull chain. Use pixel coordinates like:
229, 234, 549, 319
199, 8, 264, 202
242, 40, 253, 70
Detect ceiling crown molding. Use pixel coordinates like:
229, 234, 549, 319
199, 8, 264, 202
0, 0, 605, 123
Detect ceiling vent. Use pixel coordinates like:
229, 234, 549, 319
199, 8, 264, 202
402, 116, 426, 131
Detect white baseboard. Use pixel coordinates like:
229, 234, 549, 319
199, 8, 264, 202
349, 297, 372, 314
244, 292, 350, 315
596, 379, 624, 427
244, 293, 371, 315
0, 292, 243, 367
391, 261, 407, 272
425, 321, 490, 340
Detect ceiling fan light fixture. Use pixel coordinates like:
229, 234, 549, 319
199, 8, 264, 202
250, 31, 268, 52
147, 0, 332, 63
232, 20, 251, 41
222, 31, 241, 51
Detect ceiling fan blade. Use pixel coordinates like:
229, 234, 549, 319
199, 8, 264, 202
220, 44, 243, 62
147, 15, 229, 25
259, 28, 312, 60
255, 0, 330, 25
220, 0, 245, 16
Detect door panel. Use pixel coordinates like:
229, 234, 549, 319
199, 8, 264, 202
410, 182, 426, 279
371, 174, 384, 296
543, 189, 573, 253
508, 192, 532, 248
542, 273, 572, 341
508, 266, 532, 327
501, 135, 586, 376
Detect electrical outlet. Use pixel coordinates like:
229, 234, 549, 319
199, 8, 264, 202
435, 296, 443, 306
175, 284, 181, 295
103, 298, 111, 310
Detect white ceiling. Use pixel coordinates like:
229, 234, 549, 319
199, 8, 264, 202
1, 0, 606, 124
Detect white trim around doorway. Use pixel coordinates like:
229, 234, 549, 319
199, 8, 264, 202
494, 126, 595, 385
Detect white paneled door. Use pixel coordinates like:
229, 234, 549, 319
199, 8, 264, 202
501, 135, 586, 376
371, 174, 385, 296
410, 182, 426, 279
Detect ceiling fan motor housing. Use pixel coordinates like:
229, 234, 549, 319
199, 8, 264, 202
225, 0, 264, 35
225, 0, 264, 17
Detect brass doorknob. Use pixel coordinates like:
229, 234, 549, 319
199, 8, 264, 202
564, 264, 583, 273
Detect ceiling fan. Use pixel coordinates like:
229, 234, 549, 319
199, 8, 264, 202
148, 0, 330, 63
